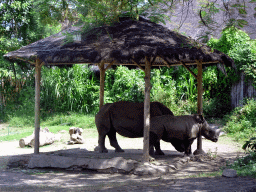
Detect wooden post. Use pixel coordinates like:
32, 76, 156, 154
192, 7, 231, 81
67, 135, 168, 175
142, 57, 151, 162
98, 61, 105, 109
34, 58, 42, 154
193, 60, 205, 155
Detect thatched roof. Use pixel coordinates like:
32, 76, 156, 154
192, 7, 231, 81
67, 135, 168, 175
4, 16, 234, 68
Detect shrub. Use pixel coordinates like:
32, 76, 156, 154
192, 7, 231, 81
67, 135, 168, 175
243, 137, 256, 152
228, 152, 256, 178
224, 99, 256, 141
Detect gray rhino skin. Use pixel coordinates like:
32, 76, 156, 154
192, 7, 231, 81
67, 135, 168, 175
149, 114, 221, 156
95, 101, 174, 153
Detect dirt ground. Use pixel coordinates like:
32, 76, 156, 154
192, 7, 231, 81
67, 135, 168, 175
1, 124, 256, 191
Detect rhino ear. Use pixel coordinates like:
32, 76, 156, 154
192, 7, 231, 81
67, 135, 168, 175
194, 114, 204, 124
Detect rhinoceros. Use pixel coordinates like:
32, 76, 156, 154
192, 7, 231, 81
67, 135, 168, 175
95, 101, 174, 153
149, 114, 221, 156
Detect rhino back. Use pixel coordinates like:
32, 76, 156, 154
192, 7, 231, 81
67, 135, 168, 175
151, 102, 174, 116
96, 101, 173, 138
151, 115, 199, 141
108, 101, 144, 137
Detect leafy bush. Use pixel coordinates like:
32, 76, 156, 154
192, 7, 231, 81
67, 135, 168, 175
243, 137, 256, 152
105, 66, 145, 103
207, 26, 256, 87
228, 152, 256, 178
151, 69, 178, 111
41, 65, 100, 114
224, 99, 256, 141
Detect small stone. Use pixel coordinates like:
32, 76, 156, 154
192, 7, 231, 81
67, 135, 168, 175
94, 146, 99, 151
168, 164, 177, 170
222, 169, 237, 178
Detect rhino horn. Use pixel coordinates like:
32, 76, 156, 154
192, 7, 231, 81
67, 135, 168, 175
216, 129, 221, 136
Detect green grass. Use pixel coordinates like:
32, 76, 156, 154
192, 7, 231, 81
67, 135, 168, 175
0, 113, 97, 142
227, 152, 256, 178
185, 170, 223, 178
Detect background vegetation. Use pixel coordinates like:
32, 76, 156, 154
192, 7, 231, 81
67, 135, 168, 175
1, 0, 256, 179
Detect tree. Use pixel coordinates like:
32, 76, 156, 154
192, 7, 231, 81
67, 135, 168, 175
32, 0, 256, 32
0, 0, 61, 120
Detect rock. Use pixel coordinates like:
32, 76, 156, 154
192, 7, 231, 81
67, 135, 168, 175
28, 155, 137, 173
19, 128, 59, 148
222, 169, 237, 178
8, 155, 31, 168
168, 164, 177, 170
68, 127, 85, 144
133, 162, 169, 176
94, 145, 99, 151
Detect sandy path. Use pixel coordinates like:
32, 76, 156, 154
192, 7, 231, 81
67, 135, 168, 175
0, 127, 256, 191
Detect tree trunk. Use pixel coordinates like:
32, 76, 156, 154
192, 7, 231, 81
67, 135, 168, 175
20, 128, 58, 148
19, 135, 34, 148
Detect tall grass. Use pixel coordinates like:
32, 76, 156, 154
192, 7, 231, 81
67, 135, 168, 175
41, 65, 100, 114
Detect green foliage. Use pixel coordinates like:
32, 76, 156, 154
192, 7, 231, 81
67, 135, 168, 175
42, 113, 96, 129
105, 66, 145, 103
41, 65, 100, 114
243, 137, 256, 152
171, 66, 197, 102
228, 152, 256, 178
207, 27, 256, 85
151, 68, 179, 113
224, 99, 256, 141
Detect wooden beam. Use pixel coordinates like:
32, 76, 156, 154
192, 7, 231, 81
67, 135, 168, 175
196, 60, 203, 115
180, 61, 197, 79
193, 59, 205, 155
142, 56, 151, 162
98, 61, 105, 109
34, 58, 43, 154
33, 60, 219, 66
132, 59, 145, 72
159, 56, 170, 68
104, 60, 115, 71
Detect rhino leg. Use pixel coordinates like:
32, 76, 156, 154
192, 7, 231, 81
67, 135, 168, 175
154, 141, 165, 155
98, 133, 108, 153
184, 139, 194, 156
149, 132, 164, 156
149, 144, 155, 156
107, 131, 124, 153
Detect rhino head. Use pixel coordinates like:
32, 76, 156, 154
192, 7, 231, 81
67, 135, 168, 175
194, 115, 221, 142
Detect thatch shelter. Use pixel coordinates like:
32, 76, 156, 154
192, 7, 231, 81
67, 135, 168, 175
4, 16, 234, 162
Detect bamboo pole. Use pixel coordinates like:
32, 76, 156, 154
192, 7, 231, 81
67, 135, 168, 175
142, 56, 151, 162
193, 60, 205, 155
34, 58, 42, 154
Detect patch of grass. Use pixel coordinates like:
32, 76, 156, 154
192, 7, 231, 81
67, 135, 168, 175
0, 126, 34, 141
227, 152, 256, 178
41, 113, 96, 129
0, 113, 97, 142
223, 99, 256, 142
186, 170, 223, 178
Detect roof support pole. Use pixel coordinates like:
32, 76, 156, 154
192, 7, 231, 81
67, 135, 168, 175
193, 60, 205, 155
34, 58, 43, 154
98, 61, 105, 109
142, 56, 151, 162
